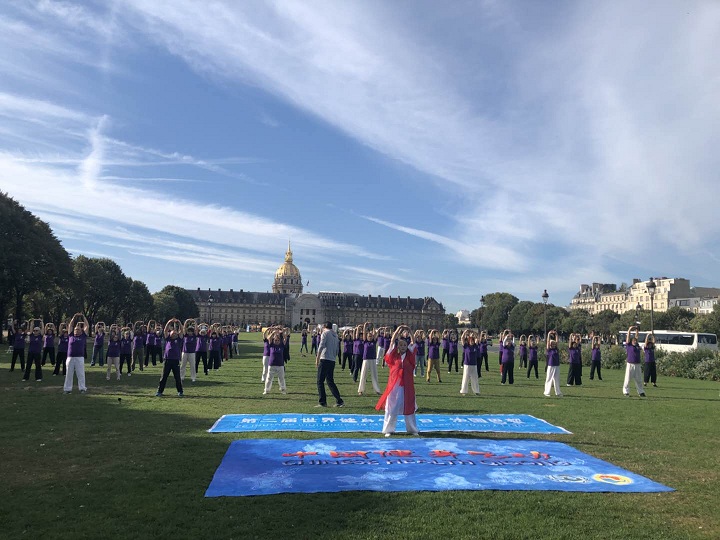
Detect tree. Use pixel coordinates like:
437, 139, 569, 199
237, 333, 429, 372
561, 309, 592, 335
73, 256, 130, 323
0, 192, 73, 325
443, 313, 459, 328
655, 306, 694, 331
592, 309, 620, 339
507, 301, 535, 334
152, 291, 179, 322
690, 305, 720, 335
479, 293, 519, 333
120, 279, 154, 323
155, 285, 199, 321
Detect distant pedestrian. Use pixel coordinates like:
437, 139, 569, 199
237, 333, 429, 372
315, 321, 344, 407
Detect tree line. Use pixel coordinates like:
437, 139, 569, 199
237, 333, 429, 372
469, 292, 720, 338
0, 192, 198, 339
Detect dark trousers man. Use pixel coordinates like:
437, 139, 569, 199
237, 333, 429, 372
441, 348, 448, 364
501, 361, 514, 385
317, 360, 343, 406
341, 352, 352, 370
589, 361, 602, 380
53, 351, 67, 376
23, 351, 42, 380
480, 351, 489, 371
11, 348, 25, 371
351, 354, 362, 382
195, 351, 208, 375
447, 351, 458, 373
527, 360, 539, 379
42, 347, 55, 366
157, 358, 183, 395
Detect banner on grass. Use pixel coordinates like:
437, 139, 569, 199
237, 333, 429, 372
205, 438, 673, 497
208, 413, 571, 435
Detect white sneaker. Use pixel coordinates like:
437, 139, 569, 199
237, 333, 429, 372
262, 391, 268, 395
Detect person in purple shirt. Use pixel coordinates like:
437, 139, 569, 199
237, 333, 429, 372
527, 335, 539, 379
232, 330, 239, 356
119, 328, 133, 376
358, 324, 381, 395
64, 313, 90, 394
543, 330, 563, 397
42, 323, 56, 366
195, 326, 209, 376
90, 322, 105, 367
351, 327, 364, 382
131, 322, 146, 372
566, 333, 583, 386
477, 332, 489, 376
180, 319, 198, 383
23, 323, 44, 381
208, 329, 222, 371
260, 327, 272, 382
426, 330, 442, 383
460, 330, 480, 395
500, 332, 515, 385
441, 330, 449, 365
263, 329, 287, 395
156, 318, 184, 397
9, 320, 27, 372
643, 333, 658, 387
300, 330, 309, 356
341, 330, 353, 370
447, 331, 459, 373
310, 331, 318, 355
623, 326, 645, 397
518, 335, 528, 369
106, 329, 122, 381
589, 334, 602, 381
413, 329, 427, 378
53, 324, 69, 377
144, 321, 157, 367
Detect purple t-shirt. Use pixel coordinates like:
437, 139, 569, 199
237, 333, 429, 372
441, 337, 449, 350
208, 337, 221, 352
195, 335, 208, 353
568, 347, 582, 364
501, 343, 515, 364
13, 332, 26, 349
448, 339, 458, 355
343, 338, 353, 354
479, 341, 488, 354
164, 337, 182, 360
427, 342, 440, 359
262, 339, 270, 356
106, 339, 121, 357
94, 332, 105, 347
120, 338, 132, 355
529, 345, 538, 362
463, 343, 478, 365
626, 344, 641, 364
28, 334, 43, 354
268, 343, 285, 366
44, 334, 55, 348
644, 347, 655, 363
133, 333, 145, 349
546, 347, 560, 367
146, 332, 155, 346
301, 334, 308, 344
57, 335, 69, 353
68, 333, 87, 357
182, 335, 197, 353
591, 347, 601, 362
362, 340, 376, 360
415, 340, 426, 357
519, 344, 527, 358
352, 339, 363, 356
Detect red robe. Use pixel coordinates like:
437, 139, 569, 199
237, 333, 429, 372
375, 347, 416, 415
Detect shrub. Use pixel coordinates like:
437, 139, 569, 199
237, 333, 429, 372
656, 348, 719, 379
602, 345, 626, 370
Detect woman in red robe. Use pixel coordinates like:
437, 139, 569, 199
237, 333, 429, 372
376, 325, 419, 437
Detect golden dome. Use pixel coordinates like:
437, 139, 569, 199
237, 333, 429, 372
272, 242, 303, 293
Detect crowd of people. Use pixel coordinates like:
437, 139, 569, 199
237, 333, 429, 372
5, 316, 659, 415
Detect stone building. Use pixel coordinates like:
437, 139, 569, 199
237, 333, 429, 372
569, 277, 693, 315
187, 245, 446, 329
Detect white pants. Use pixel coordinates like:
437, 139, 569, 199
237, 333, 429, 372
382, 384, 418, 434
623, 363, 644, 395
180, 352, 197, 382
106, 356, 121, 380
460, 365, 480, 394
358, 359, 381, 394
376, 346, 385, 366
261, 356, 269, 381
64, 356, 87, 392
414, 355, 426, 377
544, 365, 562, 396
264, 365, 286, 393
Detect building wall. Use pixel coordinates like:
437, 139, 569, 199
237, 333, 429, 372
569, 278, 693, 315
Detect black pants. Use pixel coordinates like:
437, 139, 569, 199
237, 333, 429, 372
196, 351, 208, 374
527, 360, 538, 379
120, 353, 131, 373
54, 351, 67, 375
311, 343, 317, 354
519, 354, 527, 368
447, 351, 458, 372
589, 361, 602, 380
567, 363, 582, 386
42, 347, 55, 366
11, 348, 25, 371
146, 345, 160, 366
317, 360, 343, 406
144, 345, 151, 366
158, 358, 183, 394
341, 352, 352, 370
501, 361, 514, 384
475, 362, 482, 377
24, 351, 42, 380
441, 348, 448, 364
209, 350, 221, 370
479, 351, 489, 371
351, 354, 362, 382
300, 343, 308, 353
643, 363, 656, 384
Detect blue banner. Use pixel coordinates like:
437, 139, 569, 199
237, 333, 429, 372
205, 438, 673, 497
208, 414, 571, 435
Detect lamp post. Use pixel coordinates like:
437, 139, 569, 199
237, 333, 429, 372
208, 294, 214, 324
542, 289, 549, 339
635, 302, 642, 327
336, 303, 341, 327
353, 299, 359, 326
647, 278, 656, 333
480, 295, 485, 332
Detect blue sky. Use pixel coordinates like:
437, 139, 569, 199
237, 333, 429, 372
1, 1, 719, 314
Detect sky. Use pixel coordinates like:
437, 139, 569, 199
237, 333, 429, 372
1, 1, 719, 314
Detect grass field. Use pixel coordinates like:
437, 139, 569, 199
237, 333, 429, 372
1, 333, 718, 540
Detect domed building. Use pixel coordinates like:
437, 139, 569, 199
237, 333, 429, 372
272, 242, 303, 294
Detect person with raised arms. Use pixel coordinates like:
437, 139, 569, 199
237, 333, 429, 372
500, 329, 515, 385
64, 313, 90, 394
260, 326, 272, 383
358, 322, 381, 396
315, 321, 344, 408
351, 325, 364, 383
180, 319, 197, 383
441, 329, 449, 365
300, 329, 308, 356
23, 319, 44, 382
376, 325, 419, 437
119, 327, 132, 376
263, 328, 287, 395
9, 320, 27, 372
460, 329, 480, 396
566, 333, 583, 386
589, 334, 602, 381
478, 331, 489, 373
527, 335, 539, 379
105, 326, 121, 381
208, 325, 222, 371
90, 321, 105, 367
53, 323, 69, 377
155, 318, 184, 397
131, 322, 146, 372
643, 333, 657, 388
340, 329, 353, 371
447, 330, 459, 373
413, 329, 427, 378
543, 330, 562, 397
41, 323, 55, 367
518, 334, 528, 369
425, 329, 442, 383
623, 326, 645, 397
195, 323, 209, 376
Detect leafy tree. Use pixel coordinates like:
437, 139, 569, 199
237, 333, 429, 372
480, 293, 519, 333
655, 306, 694, 331
73, 256, 130, 324
507, 301, 535, 334
690, 305, 720, 335
592, 309, 620, 339
0, 192, 73, 325
120, 279, 154, 323
443, 313, 459, 329
155, 285, 199, 321
152, 291, 179, 322
561, 309, 592, 335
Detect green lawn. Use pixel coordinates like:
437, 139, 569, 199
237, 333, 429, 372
1, 334, 718, 539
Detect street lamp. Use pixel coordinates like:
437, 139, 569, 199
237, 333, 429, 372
542, 289, 549, 339
353, 299, 359, 326
336, 303, 341, 327
480, 295, 485, 332
208, 294, 214, 324
635, 302, 642, 327
647, 278, 656, 333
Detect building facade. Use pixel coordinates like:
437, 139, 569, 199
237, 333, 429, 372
569, 277, 693, 315
187, 246, 446, 329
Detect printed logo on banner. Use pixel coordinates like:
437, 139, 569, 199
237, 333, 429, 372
592, 474, 633, 486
